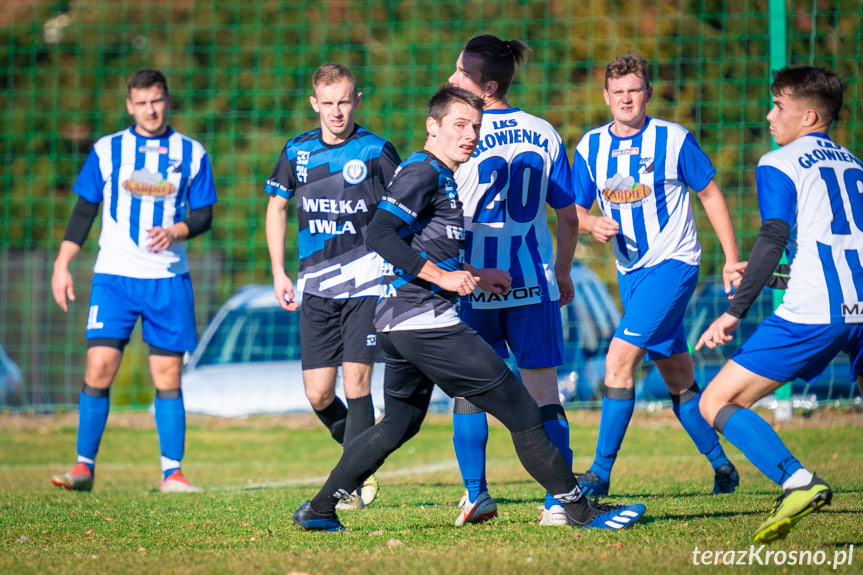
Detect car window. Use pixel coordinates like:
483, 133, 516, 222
198, 307, 301, 366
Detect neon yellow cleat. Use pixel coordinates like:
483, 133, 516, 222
754, 474, 832, 544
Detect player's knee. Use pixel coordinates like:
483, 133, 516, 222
305, 388, 335, 410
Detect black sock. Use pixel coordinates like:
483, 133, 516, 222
344, 395, 374, 448
314, 397, 348, 444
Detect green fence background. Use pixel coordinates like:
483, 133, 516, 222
2, 0, 862, 410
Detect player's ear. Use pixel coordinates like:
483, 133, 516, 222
309, 96, 320, 113
125, 97, 134, 116
645, 85, 654, 103
484, 80, 498, 98
802, 108, 819, 127
426, 115, 438, 137
354, 91, 362, 109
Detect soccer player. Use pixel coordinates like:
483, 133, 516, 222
292, 85, 646, 532
571, 52, 740, 497
265, 64, 400, 509
50, 69, 215, 493
696, 65, 862, 543
447, 34, 580, 526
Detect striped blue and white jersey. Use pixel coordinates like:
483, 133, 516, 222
757, 132, 863, 324
265, 125, 400, 299
457, 108, 575, 309
572, 116, 715, 273
73, 125, 217, 278
374, 151, 464, 332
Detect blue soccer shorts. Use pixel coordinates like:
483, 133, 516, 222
459, 300, 563, 369
732, 314, 863, 383
86, 273, 198, 353
616, 259, 699, 361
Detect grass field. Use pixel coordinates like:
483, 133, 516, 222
2, 408, 862, 575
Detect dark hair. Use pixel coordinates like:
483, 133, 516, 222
312, 63, 358, 99
605, 52, 650, 90
462, 34, 530, 99
126, 69, 169, 98
770, 66, 844, 124
427, 84, 484, 122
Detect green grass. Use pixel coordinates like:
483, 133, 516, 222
1, 410, 862, 574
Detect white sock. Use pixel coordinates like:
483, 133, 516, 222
782, 469, 813, 490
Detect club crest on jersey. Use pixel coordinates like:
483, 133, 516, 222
343, 159, 368, 184
122, 168, 176, 198
602, 173, 652, 204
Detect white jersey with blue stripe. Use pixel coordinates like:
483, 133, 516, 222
572, 116, 715, 274
456, 108, 574, 309
73, 125, 217, 278
757, 132, 863, 324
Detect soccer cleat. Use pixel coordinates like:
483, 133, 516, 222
159, 470, 204, 493
712, 462, 740, 495
571, 497, 646, 530
753, 474, 832, 544
335, 490, 365, 511
454, 491, 498, 526
575, 470, 609, 497
51, 462, 94, 492
293, 500, 346, 532
359, 474, 379, 506
538, 504, 569, 526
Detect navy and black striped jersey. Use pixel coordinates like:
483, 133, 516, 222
374, 150, 465, 332
265, 125, 400, 299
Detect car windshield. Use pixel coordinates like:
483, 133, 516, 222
197, 307, 301, 366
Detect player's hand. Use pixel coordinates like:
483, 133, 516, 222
591, 216, 620, 243
473, 268, 512, 295
722, 261, 747, 296
146, 226, 177, 253
555, 264, 574, 307
438, 270, 480, 296
695, 312, 740, 350
273, 275, 299, 312
51, 265, 75, 312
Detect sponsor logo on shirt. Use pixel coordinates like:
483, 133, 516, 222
602, 173, 652, 204
468, 285, 542, 303
296, 150, 310, 183
138, 145, 168, 154
612, 147, 639, 157
841, 302, 863, 321
343, 159, 368, 184
122, 168, 176, 197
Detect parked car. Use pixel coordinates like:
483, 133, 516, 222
636, 278, 859, 402
0, 340, 24, 408
182, 262, 622, 415
180, 285, 390, 417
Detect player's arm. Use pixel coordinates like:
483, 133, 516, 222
575, 204, 618, 243
695, 179, 740, 293
265, 194, 298, 311
366, 208, 478, 297
695, 218, 788, 350
571, 153, 617, 243
52, 196, 100, 312
553, 203, 579, 306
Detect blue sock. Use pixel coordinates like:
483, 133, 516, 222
452, 398, 488, 502
591, 389, 635, 481
672, 384, 729, 470
716, 406, 802, 485
154, 390, 186, 480
76, 383, 110, 472
541, 404, 572, 509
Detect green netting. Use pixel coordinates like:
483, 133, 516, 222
2, 0, 861, 410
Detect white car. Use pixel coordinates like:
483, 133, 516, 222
180, 285, 390, 417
